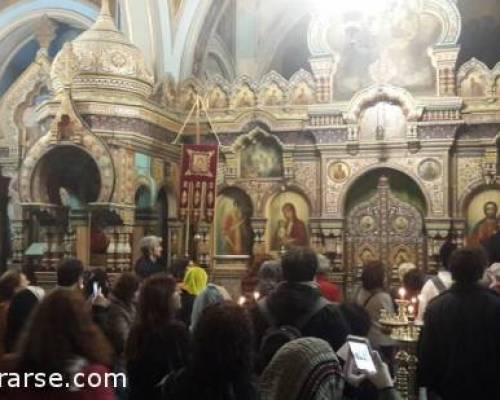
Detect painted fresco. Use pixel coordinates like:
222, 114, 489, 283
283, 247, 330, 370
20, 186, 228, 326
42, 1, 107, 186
466, 190, 500, 247
267, 191, 310, 251
327, 0, 440, 99
240, 135, 283, 178
215, 189, 253, 256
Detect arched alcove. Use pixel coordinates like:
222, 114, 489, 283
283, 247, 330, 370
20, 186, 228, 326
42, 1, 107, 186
345, 167, 428, 216
32, 146, 101, 208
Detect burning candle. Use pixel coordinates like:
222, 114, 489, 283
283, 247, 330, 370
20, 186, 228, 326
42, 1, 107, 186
253, 291, 261, 301
398, 287, 406, 299
408, 304, 415, 316
411, 297, 417, 304
238, 296, 246, 306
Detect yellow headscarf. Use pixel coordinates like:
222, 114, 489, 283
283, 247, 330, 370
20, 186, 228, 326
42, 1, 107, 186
183, 266, 208, 296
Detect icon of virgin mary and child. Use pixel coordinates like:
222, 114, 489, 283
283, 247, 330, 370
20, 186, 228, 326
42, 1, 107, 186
272, 203, 309, 250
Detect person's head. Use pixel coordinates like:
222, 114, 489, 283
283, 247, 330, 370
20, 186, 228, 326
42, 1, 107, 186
112, 272, 140, 305
259, 338, 343, 400
139, 235, 163, 260
137, 274, 178, 326
282, 203, 297, 221
281, 247, 318, 283
0, 270, 29, 302
257, 260, 283, 296
316, 254, 331, 277
439, 238, 457, 271
170, 256, 190, 281
183, 266, 208, 296
126, 274, 179, 361
5, 286, 45, 353
449, 247, 488, 285
192, 301, 254, 381
84, 268, 110, 299
16, 289, 112, 376
484, 201, 498, 218
361, 261, 386, 291
402, 268, 425, 294
339, 303, 371, 337
56, 258, 84, 288
190, 284, 232, 330
398, 262, 416, 283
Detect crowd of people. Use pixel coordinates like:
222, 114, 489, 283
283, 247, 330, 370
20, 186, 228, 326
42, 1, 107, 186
0, 234, 498, 400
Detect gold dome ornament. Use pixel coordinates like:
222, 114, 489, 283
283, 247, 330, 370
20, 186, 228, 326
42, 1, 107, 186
51, 0, 154, 99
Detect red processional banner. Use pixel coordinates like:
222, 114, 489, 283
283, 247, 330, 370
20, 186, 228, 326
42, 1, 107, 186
179, 144, 219, 223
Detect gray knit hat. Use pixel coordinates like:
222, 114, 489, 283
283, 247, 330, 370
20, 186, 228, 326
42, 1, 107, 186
259, 337, 344, 400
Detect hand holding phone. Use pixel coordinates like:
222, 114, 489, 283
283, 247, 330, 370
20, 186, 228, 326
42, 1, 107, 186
347, 335, 377, 375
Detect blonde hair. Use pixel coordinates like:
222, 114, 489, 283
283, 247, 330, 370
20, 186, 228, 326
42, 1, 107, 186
139, 235, 162, 257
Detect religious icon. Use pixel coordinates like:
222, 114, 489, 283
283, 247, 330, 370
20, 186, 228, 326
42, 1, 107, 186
215, 190, 253, 256
272, 203, 309, 250
392, 216, 409, 233
360, 215, 376, 233
328, 162, 350, 183
469, 201, 498, 247
359, 247, 376, 265
240, 135, 283, 178
418, 159, 441, 181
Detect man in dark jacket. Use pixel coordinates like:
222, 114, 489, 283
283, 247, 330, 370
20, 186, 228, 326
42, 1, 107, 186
418, 247, 500, 400
251, 247, 350, 353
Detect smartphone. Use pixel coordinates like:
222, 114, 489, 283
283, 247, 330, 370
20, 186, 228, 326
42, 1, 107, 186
92, 282, 100, 298
347, 335, 377, 374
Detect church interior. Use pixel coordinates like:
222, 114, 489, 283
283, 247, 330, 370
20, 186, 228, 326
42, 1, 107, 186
1, 0, 500, 398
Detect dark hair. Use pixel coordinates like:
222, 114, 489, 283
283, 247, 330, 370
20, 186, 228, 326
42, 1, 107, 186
126, 274, 177, 360
112, 272, 140, 304
439, 239, 457, 271
57, 258, 84, 287
361, 261, 386, 291
281, 247, 318, 282
170, 257, 190, 281
0, 270, 23, 302
15, 290, 112, 380
4, 289, 40, 352
192, 301, 254, 382
449, 247, 487, 285
339, 302, 371, 336
84, 268, 111, 299
403, 268, 425, 293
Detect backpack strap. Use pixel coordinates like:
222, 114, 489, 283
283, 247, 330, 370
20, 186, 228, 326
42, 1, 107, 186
295, 296, 331, 331
362, 291, 379, 308
258, 296, 331, 331
431, 275, 447, 294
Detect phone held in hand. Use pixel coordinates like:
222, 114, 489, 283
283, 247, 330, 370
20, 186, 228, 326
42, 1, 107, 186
346, 335, 377, 375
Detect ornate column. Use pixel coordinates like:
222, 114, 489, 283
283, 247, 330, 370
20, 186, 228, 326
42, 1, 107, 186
430, 47, 460, 97
310, 56, 336, 103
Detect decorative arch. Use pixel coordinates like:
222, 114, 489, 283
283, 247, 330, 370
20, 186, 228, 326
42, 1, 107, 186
345, 85, 423, 124
134, 175, 156, 209
18, 118, 115, 204
258, 71, 288, 107
0, 51, 51, 153
233, 127, 284, 180
339, 164, 431, 218
457, 58, 491, 83
456, 178, 500, 219
307, 0, 461, 57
